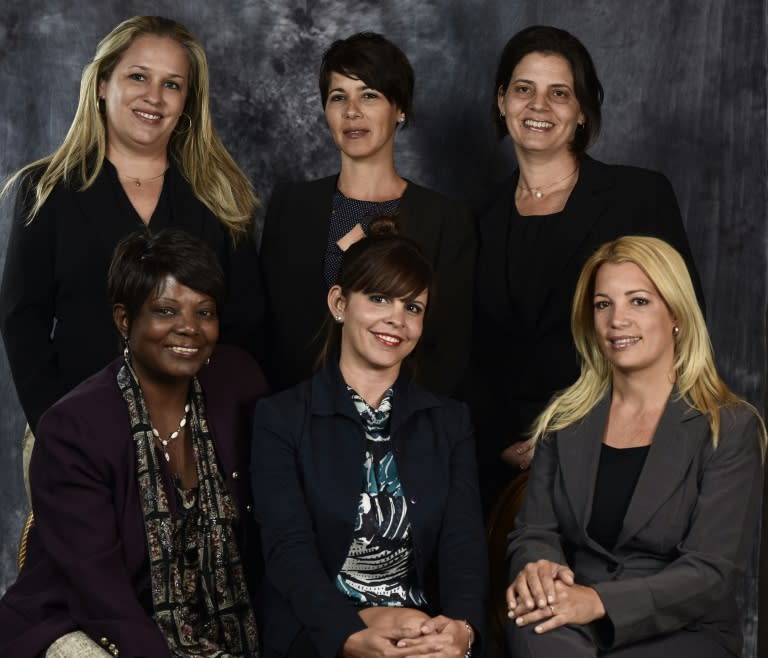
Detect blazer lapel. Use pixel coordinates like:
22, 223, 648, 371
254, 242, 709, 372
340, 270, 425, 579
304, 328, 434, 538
557, 391, 610, 529
531, 155, 613, 326
74, 163, 140, 258
615, 395, 703, 547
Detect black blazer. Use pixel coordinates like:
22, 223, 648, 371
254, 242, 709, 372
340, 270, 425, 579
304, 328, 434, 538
0, 161, 265, 430
250, 360, 488, 658
508, 393, 763, 655
470, 156, 704, 505
259, 176, 475, 395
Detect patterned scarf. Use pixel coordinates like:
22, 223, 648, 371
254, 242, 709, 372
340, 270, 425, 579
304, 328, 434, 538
117, 362, 258, 657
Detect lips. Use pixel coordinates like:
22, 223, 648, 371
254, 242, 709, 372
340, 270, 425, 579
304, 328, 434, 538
609, 336, 641, 349
134, 109, 162, 122
523, 119, 554, 129
372, 332, 402, 347
343, 128, 369, 138
168, 345, 200, 357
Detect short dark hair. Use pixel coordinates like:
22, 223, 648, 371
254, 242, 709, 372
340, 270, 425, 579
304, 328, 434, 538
319, 32, 414, 126
107, 228, 225, 321
318, 217, 433, 367
493, 25, 603, 153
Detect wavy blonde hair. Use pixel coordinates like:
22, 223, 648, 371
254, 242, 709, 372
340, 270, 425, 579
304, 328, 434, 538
2, 16, 257, 237
530, 235, 766, 452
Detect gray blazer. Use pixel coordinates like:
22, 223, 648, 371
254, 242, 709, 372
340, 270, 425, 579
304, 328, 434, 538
507, 392, 763, 655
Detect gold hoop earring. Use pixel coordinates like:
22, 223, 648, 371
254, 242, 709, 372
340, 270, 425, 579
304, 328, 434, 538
174, 112, 192, 134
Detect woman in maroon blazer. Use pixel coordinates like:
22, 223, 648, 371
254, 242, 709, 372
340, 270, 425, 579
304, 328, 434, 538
0, 229, 267, 657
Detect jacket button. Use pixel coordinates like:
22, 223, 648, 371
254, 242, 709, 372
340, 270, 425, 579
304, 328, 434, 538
100, 637, 109, 646
409, 496, 417, 505
246, 504, 253, 513
232, 471, 239, 480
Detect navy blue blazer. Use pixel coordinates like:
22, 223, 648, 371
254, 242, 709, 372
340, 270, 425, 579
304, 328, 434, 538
0, 161, 265, 430
250, 360, 488, 658
0, 346, 268, 658
508, 392, 764, 655
259, 176, 475, 395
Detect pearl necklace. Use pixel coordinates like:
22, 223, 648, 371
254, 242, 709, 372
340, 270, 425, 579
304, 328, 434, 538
152, 403, 190, 462
517, 166, 579, 200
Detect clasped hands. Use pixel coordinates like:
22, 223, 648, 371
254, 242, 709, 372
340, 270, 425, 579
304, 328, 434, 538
507, 559, 605, 634
342, 607, 470, 658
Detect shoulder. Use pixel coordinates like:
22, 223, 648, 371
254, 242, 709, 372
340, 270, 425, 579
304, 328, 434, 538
718, 403, 764, 447
399, 379, 472, 430
200, 344, 269, 402
402, 181, 470, 217
582, 155, 673, 192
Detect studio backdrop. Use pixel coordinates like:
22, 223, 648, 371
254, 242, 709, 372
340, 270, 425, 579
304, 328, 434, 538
0, 1, 765, 655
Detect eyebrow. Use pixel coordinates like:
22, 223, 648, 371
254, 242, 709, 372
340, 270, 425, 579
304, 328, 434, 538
593, 288, 654, 297
127, 64, 185, 79
510, 77, 573, 89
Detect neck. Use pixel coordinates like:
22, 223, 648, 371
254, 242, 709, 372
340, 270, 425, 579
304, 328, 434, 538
107, 143, 169, 177
337, 156, 405, 201
338, 358, 400, 409
515, 150, 579, 190
610, 366, 676, 410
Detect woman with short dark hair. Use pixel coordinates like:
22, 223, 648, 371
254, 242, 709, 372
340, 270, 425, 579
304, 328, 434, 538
252, 219, 487, 658
260, 31, 474, 397
470, 25, 704, 512
0, 229, 267, 657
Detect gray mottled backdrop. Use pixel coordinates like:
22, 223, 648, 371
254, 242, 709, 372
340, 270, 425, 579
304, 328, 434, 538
0, 0, 765, 654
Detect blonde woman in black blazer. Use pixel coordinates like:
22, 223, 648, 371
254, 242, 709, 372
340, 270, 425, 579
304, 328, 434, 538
260, 32, 474, 395
0, 16, 263, 431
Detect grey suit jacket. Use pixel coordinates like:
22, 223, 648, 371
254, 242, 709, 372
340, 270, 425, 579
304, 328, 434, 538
507, 392, 763, 654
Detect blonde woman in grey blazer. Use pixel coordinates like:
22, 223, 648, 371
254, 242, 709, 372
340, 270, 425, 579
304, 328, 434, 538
506, 236, 765, 658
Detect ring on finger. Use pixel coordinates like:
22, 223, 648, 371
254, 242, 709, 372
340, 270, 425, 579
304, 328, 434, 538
548, 604, 555, 616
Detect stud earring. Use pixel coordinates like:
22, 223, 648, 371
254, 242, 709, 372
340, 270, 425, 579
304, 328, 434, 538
334, 315, 343, 323
673, 326, 680, 336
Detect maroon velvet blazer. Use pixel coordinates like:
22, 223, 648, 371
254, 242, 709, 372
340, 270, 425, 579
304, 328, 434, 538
0, 345, 268, 658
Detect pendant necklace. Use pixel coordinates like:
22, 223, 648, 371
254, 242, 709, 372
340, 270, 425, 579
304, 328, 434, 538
119, 167, 169, 188
152, 404, 190, 462
518, 165, 579, 200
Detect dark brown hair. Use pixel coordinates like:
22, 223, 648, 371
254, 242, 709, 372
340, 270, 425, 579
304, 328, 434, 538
493, 25, 603, 153
318, 217, 433, 367
319, 32, 414, 126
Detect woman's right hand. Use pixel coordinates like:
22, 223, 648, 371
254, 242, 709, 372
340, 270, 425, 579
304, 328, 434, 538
501, 438, 535, 469
507, 559, 575, 617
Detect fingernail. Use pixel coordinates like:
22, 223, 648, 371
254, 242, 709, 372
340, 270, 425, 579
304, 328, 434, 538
547, 595, 554, 604
534, 625, 543, 634
538, 599, 546, 608
516, 617, 525, 626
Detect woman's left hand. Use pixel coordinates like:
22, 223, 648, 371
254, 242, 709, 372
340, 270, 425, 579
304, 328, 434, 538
394, 615, 471, 657
512, 580, 605, 633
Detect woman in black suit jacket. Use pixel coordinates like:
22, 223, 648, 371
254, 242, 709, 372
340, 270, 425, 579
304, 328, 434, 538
506, 236, 765, 657
260, 32, 474, 395
0, 16, 264, 432
470, 25, 703, 511
252, 220, 486, 658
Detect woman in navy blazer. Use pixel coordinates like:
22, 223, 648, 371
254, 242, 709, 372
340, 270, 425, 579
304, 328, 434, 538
470, 26, 703, 512
0, 16, 264, 432
252, 220, 487, 658
260, 32, 474, 396
505, 236, 765, 657
0, 230, 268, 657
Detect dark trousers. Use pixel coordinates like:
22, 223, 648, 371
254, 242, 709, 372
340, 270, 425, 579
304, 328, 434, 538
507, 622, 735, 658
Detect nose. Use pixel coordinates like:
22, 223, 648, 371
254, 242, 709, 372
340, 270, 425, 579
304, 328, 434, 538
609, 304, 631, 328
174, 309, 200, 335
527, 88, 550, 111
143, 80, 163, 105
344, 100, 362, 119
386, 301, 406, 326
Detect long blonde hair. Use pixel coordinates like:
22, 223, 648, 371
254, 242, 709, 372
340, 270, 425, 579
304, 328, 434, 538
530, 236, 766, 452
2, 16, 257, 237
